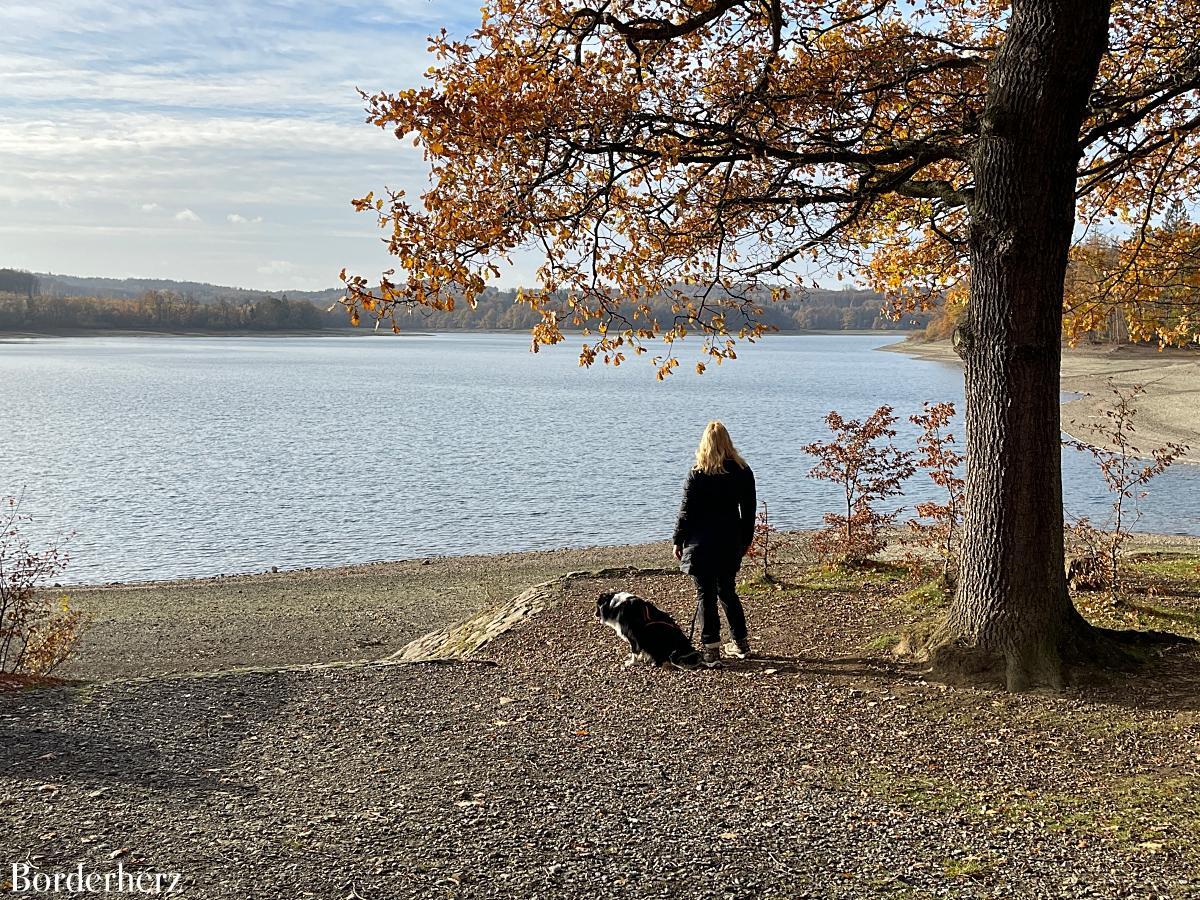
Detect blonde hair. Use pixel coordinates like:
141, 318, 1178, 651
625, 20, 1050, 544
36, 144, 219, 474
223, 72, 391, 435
693, 420, 748, 475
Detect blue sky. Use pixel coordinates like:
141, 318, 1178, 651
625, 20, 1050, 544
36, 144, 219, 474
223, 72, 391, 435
0, 0, 515, 291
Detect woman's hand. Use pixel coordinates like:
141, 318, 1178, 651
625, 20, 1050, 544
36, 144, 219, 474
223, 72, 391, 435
673, 544, 683, 561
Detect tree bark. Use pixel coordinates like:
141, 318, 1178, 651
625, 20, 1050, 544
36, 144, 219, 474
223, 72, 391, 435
936, 0, 1112, 690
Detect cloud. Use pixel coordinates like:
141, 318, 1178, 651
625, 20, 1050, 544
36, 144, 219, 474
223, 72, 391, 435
0, 1, 538, 290
257, 260, 296, 275
0, 1, 460, 119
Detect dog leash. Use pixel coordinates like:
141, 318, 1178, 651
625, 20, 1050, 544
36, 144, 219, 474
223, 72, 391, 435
687, 594, 701, 644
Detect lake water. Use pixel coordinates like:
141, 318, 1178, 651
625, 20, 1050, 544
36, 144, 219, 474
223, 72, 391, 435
1, 332, 1197, 584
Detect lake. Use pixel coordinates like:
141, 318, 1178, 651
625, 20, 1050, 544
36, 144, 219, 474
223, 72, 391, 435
2, 332, 1197, 584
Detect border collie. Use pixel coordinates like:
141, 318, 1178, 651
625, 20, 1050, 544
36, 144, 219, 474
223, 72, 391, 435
595, 591, 705, 670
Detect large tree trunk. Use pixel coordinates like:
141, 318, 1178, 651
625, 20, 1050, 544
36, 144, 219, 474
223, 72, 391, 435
934, 0, 1112, 691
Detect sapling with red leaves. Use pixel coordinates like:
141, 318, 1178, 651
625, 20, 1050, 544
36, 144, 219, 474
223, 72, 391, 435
803, 406, 915, 566
0, 497, 82, 678
745, 500, 789, 583
909, 401, 966, 584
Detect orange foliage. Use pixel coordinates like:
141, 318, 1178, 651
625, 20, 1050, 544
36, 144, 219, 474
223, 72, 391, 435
1065, 207, 1200, 347
803, 406, 914, 566
339, 1, 1200, 361
0, 498, 83, 677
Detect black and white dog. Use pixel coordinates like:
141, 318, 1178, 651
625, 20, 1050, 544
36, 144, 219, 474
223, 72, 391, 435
595, 591, 705, 670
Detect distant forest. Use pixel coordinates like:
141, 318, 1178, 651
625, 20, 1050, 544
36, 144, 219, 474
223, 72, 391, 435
384, 287, 930, 332
0, 290, 339, 332
0, 269, 930, 334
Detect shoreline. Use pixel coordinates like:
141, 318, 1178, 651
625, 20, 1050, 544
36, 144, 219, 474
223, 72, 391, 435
62, 523, 1200, 592
0, 327, 379, 339
55, 531, 1200, 682
0, 326, 917, 340
55, 541, 677, 681
882, 338, 1200, 463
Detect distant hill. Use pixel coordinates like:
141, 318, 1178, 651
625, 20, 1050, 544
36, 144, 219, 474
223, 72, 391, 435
0, 268, 931, 333
31, 272, 343, 306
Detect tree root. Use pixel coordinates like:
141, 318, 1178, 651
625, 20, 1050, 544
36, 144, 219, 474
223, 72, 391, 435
1095, 626, 1196, 647
900, 615, 1196, 693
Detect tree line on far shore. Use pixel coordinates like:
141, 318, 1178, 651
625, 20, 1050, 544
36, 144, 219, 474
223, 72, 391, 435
0, 290, 341, 332
372, 286, 929, 332
0, 272, 931, 334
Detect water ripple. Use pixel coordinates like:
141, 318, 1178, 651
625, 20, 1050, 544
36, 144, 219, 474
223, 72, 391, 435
1, 333, 1196, 584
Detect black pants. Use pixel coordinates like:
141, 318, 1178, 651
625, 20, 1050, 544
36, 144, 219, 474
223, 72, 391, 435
692, 570, 747, 647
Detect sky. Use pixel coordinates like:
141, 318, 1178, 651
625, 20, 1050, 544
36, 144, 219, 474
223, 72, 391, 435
0, 0, 520, 291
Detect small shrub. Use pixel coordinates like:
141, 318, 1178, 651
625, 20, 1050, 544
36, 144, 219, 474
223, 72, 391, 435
745, 500, 790, 583
898, 579, 952, 611
0, 497, 82, 677
1064, 516, 1112, 592
907, 401, 965, 585
1064, 381, 1189, 603
803, 406, 915, 566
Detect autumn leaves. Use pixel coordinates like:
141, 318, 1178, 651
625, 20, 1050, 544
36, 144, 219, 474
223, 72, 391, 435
803, 403, 961, 572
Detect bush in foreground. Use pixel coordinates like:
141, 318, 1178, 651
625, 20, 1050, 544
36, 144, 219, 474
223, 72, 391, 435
0, 497, 82, 678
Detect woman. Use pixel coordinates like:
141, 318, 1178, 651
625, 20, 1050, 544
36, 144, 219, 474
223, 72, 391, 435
672, 420, 757, 666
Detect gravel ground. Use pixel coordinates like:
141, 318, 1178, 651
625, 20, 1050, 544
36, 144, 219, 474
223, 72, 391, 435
4, 565, 1199, 899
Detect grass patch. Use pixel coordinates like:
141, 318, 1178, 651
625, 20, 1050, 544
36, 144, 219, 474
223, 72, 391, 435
1060, 551, 1200, 639
896, 579, 951, 612
737, 572, 788, 595
865, 632, 902, 652
1072, 588, 1200, 641
1130, 553, 1200, 582
856, 766, 1200, 861
1033, 774, 1200, 851
1124, 600, 1200, 629
941, 856, 994, 880
794, 561, 909, 592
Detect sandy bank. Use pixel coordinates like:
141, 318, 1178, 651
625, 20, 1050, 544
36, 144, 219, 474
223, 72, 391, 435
59, 542, 675, 681
884, 339, 1200, 463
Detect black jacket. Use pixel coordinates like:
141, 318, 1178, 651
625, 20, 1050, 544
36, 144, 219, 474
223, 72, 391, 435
672, 461, 756, 575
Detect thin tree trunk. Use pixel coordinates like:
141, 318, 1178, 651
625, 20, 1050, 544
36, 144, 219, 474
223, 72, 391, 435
934, 0, 1112, 690
1110, 500, 1123, 603
941, 521, 953, 584
845, 489, 853, 557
